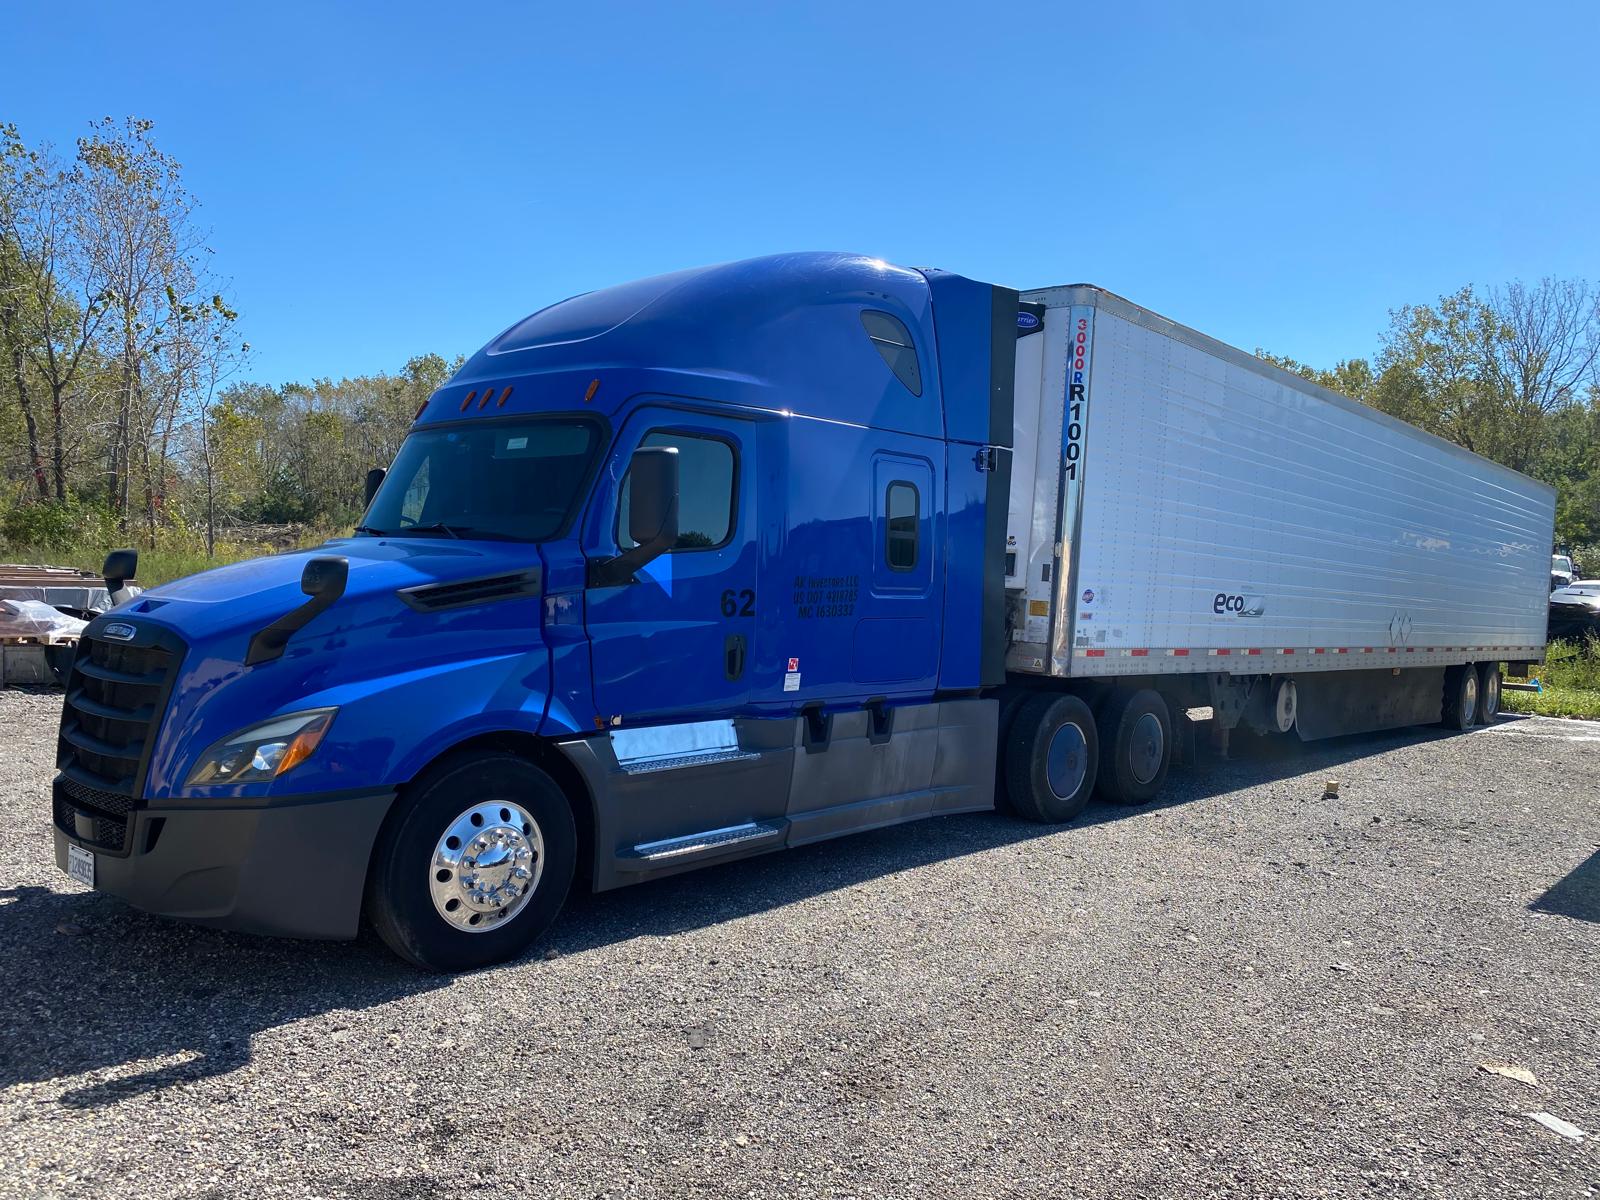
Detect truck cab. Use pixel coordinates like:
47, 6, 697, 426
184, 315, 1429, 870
52, 252, 1017, 971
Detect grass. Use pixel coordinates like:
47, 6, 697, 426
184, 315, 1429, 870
0, 529, 340, 588
1504, 637, 1600, 719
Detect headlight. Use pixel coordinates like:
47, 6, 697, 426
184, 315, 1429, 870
185, 708, 337, 786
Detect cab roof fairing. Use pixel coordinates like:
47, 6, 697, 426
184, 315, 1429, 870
416, 252, 948, 437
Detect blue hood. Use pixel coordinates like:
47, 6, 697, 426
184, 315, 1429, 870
119, 538, 556, 800
134, 538, 515, 641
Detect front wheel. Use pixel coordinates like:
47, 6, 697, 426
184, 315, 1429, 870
366, 751, 577, 972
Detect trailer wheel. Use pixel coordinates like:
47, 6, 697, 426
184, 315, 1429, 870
1476, 663, 1501, 723
1442, 664, 1479, 731
1005, 693, 1098, 822
366, 751, 577, 972
1095, 689, 1172, 805
993, 689, 1036, 814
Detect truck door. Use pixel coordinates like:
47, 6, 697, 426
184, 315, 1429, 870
584, 407, 757, 723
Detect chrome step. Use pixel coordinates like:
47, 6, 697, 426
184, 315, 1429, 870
618, 819, 787, 867
618, 747, 759, 775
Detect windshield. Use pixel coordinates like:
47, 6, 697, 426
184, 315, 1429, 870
360, 418, 602, 542
1554, 555, 1573, 573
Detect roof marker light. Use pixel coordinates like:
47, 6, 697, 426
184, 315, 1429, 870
584, 379, 600, 403
477, 390, 491, 409
498, 385, 513, 407
460, 390, 477, 412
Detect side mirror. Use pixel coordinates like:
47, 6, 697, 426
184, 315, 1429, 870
626, 446, 680, 550
587, 446, 680, 588
103, 547, 138, 594
364, 468, 386, 507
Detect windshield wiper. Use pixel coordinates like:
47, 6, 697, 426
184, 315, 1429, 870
353, 524, 391, 536
398, 522, 466, 540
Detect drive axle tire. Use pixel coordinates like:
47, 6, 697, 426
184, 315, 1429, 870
1442, 664, 1479, 730
1476, 663, 1501, 724
994, 689, 1036, 814
1094, 688, 1172, 806
1005, 693, 1098, 823
366, 751, 577, 972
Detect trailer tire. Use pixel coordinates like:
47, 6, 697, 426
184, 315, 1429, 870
1094, 688, 1171, 805
993, 689, 1036, 814
366, 751, 577, 973
1442, 664, 1479, 731
1476, 663, 1501, 723
1005, 693, 1098, 823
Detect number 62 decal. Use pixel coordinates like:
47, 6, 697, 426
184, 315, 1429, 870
720, 588, 756, 617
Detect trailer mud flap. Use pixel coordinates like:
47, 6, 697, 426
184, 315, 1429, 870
1293, 668, 1446, 740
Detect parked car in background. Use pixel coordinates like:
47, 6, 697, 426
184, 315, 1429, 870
1548, 580, 1600, 641
1552, 553, 1577, 591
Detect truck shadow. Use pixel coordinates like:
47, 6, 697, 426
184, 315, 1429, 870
1530, 848, 1600, 923
0, 720, 1504, 1109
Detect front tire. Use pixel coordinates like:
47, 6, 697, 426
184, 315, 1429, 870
1005, 693, 1099, 822
366, 751, 577, 972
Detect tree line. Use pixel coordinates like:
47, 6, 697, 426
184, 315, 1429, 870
2, 117, 1597, 567
1256, 279, 1600, 560
0, 118, 456, 557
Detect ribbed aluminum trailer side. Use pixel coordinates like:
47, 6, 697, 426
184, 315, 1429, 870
992, 284, 1556, 821
1005, 286, 1554, 678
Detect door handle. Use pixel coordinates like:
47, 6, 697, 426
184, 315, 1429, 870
724, 634, 746, 681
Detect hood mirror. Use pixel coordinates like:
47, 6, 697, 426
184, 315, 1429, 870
246, 555, 351, 666
103, 547, 138, 595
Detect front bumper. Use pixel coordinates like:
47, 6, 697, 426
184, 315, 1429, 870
54, 788, 396, 940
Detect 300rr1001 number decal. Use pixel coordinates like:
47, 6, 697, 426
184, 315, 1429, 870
720, 588, 755, 617
1063, 315, 1090, 481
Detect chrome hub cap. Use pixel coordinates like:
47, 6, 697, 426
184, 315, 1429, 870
429, 801, 544, 933
1463, 672, 1479, 723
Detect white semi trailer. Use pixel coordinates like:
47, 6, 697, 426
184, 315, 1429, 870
996, 284, 1553, 820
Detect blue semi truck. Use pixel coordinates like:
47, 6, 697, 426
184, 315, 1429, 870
51, 252, 1552, 970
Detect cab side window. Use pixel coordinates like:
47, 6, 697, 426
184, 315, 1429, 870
619, 430, 736, 551
885, 481, 919, 570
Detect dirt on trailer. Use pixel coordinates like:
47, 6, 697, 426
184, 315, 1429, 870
0, 689, 1596, 1199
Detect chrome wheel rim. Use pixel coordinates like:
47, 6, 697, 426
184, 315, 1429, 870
1483, 671, 1499, 716
1045, 721, 1089, 800
1129, 712, 1164, 785
1463, 672, 1479, 723
429, 800, 544, 933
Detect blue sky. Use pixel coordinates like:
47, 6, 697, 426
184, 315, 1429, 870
6, 1, 1597, 386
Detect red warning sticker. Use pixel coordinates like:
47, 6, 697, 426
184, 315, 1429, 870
787, 657, 800, 671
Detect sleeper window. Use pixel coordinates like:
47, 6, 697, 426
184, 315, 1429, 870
861, 311, 923, 396
885, 481, 919, 570
619, 431, 735, 550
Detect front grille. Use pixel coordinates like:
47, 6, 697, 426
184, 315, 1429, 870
54, 627, 184, 856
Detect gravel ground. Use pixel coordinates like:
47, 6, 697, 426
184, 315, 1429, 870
1, 688, 1596, 1200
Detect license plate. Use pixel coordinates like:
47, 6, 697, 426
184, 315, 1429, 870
66, 843, 95, 888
